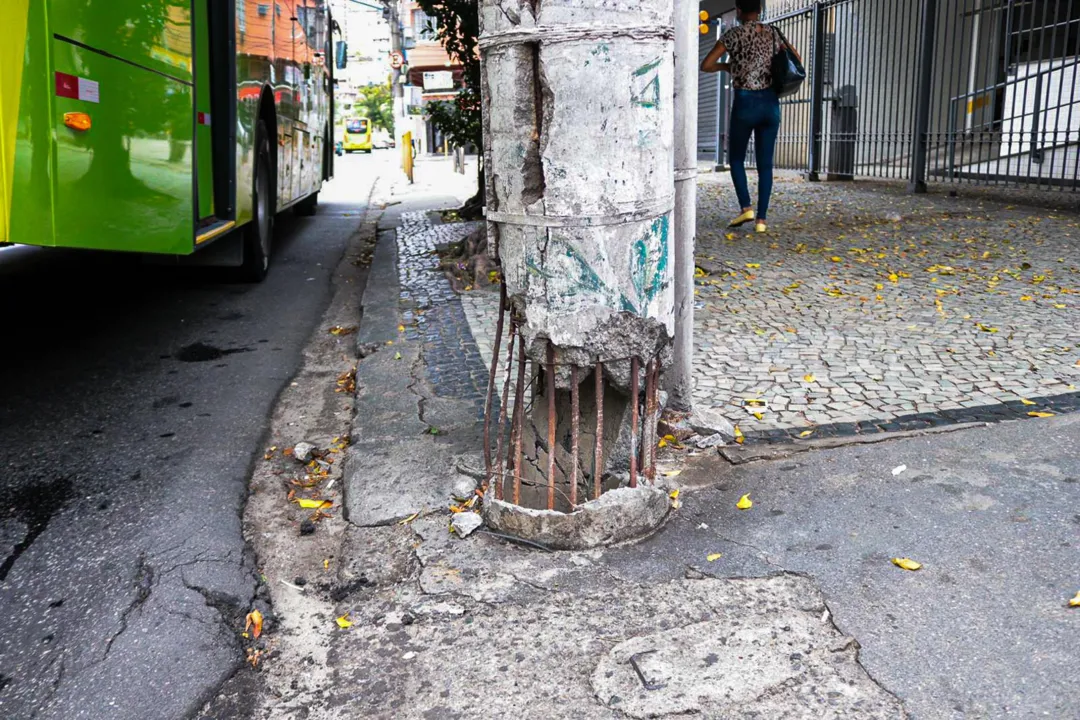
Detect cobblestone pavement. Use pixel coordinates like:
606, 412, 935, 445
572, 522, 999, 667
395, 211, 489, 418
460, 174, 1080, 442
694, 173, 1080, 440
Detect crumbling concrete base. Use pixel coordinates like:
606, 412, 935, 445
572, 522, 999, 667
483, 485, 671, 550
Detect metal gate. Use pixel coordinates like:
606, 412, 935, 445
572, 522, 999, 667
729, 0, 1080, 191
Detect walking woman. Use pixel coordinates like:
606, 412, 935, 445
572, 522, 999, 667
701, 0, 801, 233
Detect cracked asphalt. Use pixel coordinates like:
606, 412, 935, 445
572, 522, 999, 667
0, 152, 383, 719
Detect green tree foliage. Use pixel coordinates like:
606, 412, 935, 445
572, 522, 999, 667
357, 82, 394, 135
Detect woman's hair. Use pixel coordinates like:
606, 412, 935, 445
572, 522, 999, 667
736, 0, 762, 13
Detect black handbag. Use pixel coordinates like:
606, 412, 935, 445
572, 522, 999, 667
770, 26, 806, 98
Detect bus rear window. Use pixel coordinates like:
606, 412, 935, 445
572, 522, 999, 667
347, 120, 368, 133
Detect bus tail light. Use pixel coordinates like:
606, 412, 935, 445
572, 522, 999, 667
63, 112, 92, 131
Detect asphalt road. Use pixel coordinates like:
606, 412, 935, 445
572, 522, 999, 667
602, 413, 1080, 718
0, 150, 388, 720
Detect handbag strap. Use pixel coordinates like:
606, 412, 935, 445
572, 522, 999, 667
771, 24, 789, 53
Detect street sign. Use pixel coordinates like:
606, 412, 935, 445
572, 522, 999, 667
423, 70, 454, 91
389, 52, 404, 69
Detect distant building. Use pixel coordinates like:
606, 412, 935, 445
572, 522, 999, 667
398, 0, 466, 155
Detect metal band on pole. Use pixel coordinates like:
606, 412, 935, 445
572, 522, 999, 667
480, 25, 674, 50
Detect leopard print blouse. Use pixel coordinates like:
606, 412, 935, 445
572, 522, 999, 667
719, 21, 780, 91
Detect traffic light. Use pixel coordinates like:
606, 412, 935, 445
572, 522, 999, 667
699, 10, 710, 35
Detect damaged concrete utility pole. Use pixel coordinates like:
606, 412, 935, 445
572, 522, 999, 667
669, 0, 698, 410
479, 0, 675, 511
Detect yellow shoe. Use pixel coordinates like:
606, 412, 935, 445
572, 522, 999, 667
755, 220, 768, 233
728, 209, 755, 227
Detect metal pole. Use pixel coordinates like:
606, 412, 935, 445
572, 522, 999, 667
807, 2, 826, 181
909, 0, 938, 193
670, 0, 697, 411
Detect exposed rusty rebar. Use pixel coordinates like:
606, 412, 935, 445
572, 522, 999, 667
629, 356, 639, 489
569, 366, 579, 507
511, 334, 527, 506
482, 285, 507, 484
594, 361, 604, 500
647, 359, 659, 484
642, 358, 654, 482
546, 341, 557, 511
493, 317, 517, 500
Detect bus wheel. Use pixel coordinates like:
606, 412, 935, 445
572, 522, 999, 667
239, 120, 273, 282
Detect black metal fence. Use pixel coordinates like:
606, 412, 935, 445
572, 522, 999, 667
718, 0, 1080, 192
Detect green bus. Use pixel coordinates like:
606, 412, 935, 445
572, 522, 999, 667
0, 0, 336, 281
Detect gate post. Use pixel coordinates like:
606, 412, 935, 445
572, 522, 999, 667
807, 3, 826, 181
909, 0, 938, 193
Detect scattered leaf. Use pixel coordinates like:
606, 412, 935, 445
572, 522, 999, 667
1069, 590, 1080, 608
329, 325, 357, 336
336, 613, 354, 629
394, 352, 403, 360
398, 511, 421, 525
1028, 411, 1055, 418
734, 426, 744, 445
707, 553, 723, 562
296, 498, 333, 509
975, 323, 999, 333
798, 430, 815, 438
746, 263, 761, 269
668, 489, 680, 499
803, 373, 816, 383
323, 558, 330, 571
398, 324, 406, 333
892, 557, 922, 571
736, 493, 753, 510
1020, 399, 1037, 406
245, 609, 264, 639
662, 470, 682, 478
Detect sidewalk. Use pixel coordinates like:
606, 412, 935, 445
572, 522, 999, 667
463, 172, 1080, 445
324, 158, 905, 718
251, 157, 1079, 719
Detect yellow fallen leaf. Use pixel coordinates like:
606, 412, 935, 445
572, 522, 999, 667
1020, 295, 1033, 301
888, 273, 899, 283
798, 430, 814, 438
1054, 304, 1067, 309
336, 613, 353, 629
976, 323, 998, 333
830, 256, 842, 262
734, 426, 744, 445
1028, 411, 1055, 418
398, 324, 406, 333
398, 511, 421, 525
329, 325, 357, 336
1020, 399, 1036, 406
662, 470, 682, 478
753, 412, 763, 420
323, 558, 330, 571
296, 498, 333, 509
892, 557, 922, 571
736, 493, 753, 510
1069, 590, 1080, 608
668, 489, 680, 500
707, 553, 723, 562
245, 609, 264, 640
803, 373, 816, 383
746, 263, 761, 269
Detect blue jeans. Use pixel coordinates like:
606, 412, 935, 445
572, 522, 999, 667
729, 88, 781, 220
